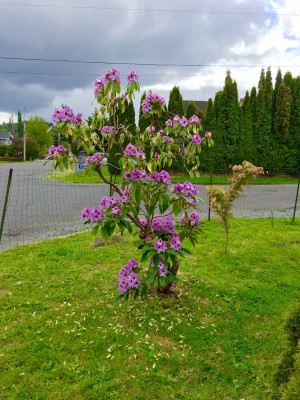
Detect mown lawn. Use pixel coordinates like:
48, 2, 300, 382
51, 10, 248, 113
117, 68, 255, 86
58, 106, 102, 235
0, 218, 299, 399
45, 168, 299, 185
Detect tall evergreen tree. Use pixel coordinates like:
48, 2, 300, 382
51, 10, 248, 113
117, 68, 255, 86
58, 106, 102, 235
201, 98, 217, 171
239, 90, 254, 163
168, 86, 184, 116
185, 101, 198, 118
216, 71, 240, 168
17, 111, 23, 138
255, 68, 274, 169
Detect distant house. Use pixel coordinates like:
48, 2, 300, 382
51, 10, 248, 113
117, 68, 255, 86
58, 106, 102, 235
183, 100, 208, 115
0, 132, 13, 145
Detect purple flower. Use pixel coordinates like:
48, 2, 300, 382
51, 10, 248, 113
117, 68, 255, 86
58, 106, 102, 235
158, 261, 168, 277
173, 115, 180, 124
142, 92, 165, 114
101, 125, 116, 135
189, 115, 201, 124
165, 119, 173, 127
99, 196, 119, 208
121, 189, 132, 204
127, 258, 139, 269
124, 143, 138, 157
188, 211, 200, 228
125, 169, 147, 182
205, 130, 212, 138
158, 129, 165, 135
118, 276, 129, 294
111, 206, 121, 217
192, 134, 202, 145
162, 136, 173, 144
127, 70, 139, 82
151, 215, 175, 234
154, 239, 168, 253
174, 181, 199, 197
180, 117, 189, 128
81, 207, 104, 223
94, 76, 107, 96
105, 67, 121, 83
52, 106, 82, 124
153, 170, 171, 185
48, 144, 67, 157
170, 237, 182, 251
86, 152, 104, 166
127, 273, 141, 289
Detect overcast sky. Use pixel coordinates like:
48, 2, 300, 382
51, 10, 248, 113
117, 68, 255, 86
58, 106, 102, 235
1, 0, 300, 124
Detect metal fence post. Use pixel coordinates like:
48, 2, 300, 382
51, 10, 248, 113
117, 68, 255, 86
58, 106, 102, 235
292, 174, 300, 224
208, 171, 213, 221
0, 168, 13, 243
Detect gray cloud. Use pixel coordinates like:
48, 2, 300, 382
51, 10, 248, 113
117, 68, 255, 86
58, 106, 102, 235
0, 0, 271, 119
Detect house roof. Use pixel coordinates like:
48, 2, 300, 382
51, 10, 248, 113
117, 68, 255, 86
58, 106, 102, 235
0, 131, 12, 140
183, 100, 208, 114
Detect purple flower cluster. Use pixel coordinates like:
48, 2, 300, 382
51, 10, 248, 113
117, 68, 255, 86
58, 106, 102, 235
154, 239, 168, 253
52, 106, 82, 125
127, 70, 139, 82
124, 169, 147, 182
165, 114, 202, 127
174, 181, 199, 196
124, 144, 145, 158
81, 207, 104, 223
99, 196, 119, 208
170, 232, 182, 251
111, 206, 121, 217
121, 189, 131, 204
162, 136, 173, 144
118, 259, 141, 294
101, 125, 116, 135
48, 144, 67, 157
142, 92, 166, 114
151, 215, 175, 234
150, 170, 171, 185
192, 134, 202, 145
94, 67, 121, 97
158, 260, 168, 277
86, 152, 104, 165
180, 211, 200, 228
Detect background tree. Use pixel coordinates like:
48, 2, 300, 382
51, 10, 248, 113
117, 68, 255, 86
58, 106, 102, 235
185, 101, 198, 119
17, 111, 23, 138
168, 86, 184, 116
216, 71, 240, 168
26, 116, 53, 152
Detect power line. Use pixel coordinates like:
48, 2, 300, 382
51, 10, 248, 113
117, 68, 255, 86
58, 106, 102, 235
1, 56, 300, 68
0, 2, 298, 16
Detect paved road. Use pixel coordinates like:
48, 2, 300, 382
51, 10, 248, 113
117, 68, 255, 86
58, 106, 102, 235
0, 161, 299, 250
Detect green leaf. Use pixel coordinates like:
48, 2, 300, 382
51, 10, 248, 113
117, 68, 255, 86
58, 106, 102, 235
101, 224, 111, 241
180, 247, 192, 255
167, 273, 179, 282
135, 187, 142, 206
172, 201, 182, 216
141, 250, 150, 264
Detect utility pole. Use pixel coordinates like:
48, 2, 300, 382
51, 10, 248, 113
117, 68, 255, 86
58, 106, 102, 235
23, 109, 26, 161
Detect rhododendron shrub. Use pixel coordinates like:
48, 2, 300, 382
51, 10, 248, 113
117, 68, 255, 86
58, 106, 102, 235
50, 67, 213, 300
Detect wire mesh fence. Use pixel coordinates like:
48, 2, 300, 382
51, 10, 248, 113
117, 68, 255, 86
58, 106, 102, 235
0, 163, 299, 252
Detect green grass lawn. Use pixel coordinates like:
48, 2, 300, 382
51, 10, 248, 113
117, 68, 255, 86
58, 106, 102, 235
1, 219, 299, 399
46, 168, 299, 185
